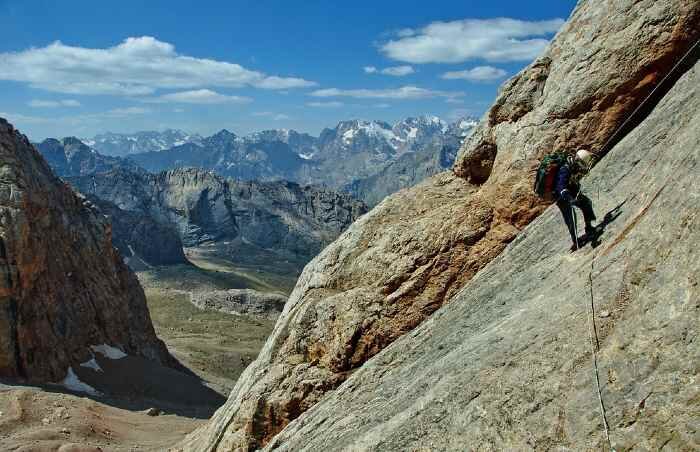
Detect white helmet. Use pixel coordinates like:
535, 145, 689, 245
576, 149, 594, 167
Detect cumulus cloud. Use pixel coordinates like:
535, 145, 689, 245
381, 18, 564, 63
310, 86, 462, 100
364, 65, 414, 76
28, 99, 81, 108
0, 36, 317, 96
306, 101, 344, 108
441, 66, 507, 82
144, 89, 251, 104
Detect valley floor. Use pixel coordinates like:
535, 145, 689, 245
0, 248, 297, 451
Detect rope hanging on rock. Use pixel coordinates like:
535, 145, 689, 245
582, 38, 698, 452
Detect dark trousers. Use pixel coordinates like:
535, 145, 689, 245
556, 192, 596, 245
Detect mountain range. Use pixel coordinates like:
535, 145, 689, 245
85, 116, 476, 205
82, 129, 203, 157
67, 166, 366, 269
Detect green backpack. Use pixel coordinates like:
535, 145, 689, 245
534, 152, 568, 200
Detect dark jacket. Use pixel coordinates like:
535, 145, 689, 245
555, 161, 584, 199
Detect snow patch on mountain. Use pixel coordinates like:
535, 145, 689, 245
91, 344, 128, 360
60, 367, 101, 396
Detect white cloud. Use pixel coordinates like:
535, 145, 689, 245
396, 28, 416, 38
103, 107, 151, 117
253, 111, 290, 121
364, 65, 415, 76
380, 65, 415, 76
0, 36, 317, 96
144, 89, 251, 104
441, 66, 507, 82
306, 101, 344, 108
381, 18, 565, 63
28, 99, 81, 108
373, 103, 391, 108
310, 86, 462, 100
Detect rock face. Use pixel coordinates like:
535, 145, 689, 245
190, 289, 287, 319
181, 0, 699, 450
86, 195, 187, 269
0, 119, 175, 382
69, 167, 367, 263
263, 55, 700, 452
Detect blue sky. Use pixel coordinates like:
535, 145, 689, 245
0, 0, 576, 140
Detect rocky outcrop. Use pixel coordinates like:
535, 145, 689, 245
262, 54, 700, 452
69, 167, 367, 263
0, 118, 175, 382
190, 289, 286, 319
180, 1, 699, 450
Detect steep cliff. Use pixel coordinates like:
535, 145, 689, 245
264, 55, 700, 452
87, 195, 188, 269
0, 119, 175, 382
181, 0, 699, 450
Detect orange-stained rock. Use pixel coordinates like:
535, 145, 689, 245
0, 119, 175, 382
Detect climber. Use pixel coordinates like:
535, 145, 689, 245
555, 149, 597, 251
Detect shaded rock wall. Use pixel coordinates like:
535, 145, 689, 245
0, 119, 175, 382
181, 1, 699, 450
87, 195, 188, 269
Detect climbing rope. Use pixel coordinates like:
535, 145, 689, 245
587, 257, 613, 451
580, 37, 698, 452
587, 38, 700, 193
